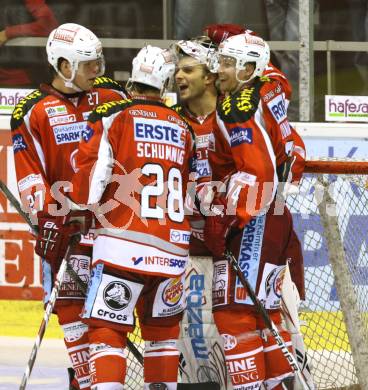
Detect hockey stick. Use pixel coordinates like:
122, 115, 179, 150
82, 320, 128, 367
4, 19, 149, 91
0, 180, 36, 233
19, 240, 76, 390
224, 249, 312, 390
0, 180, 144, 367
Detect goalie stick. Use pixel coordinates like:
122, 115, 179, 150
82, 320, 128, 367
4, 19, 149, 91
224, 249, 312, 390
0, 180, 144, 369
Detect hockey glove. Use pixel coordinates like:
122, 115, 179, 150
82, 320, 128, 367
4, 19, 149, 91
35, 211, 92, 273
204, 197, 239, 258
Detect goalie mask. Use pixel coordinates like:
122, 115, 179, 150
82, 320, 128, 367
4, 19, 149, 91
128, 45, 175, 94
46, 23, 105, 90
210, 32, 270, 82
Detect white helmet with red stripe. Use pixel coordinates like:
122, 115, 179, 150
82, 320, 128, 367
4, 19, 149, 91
217, 32, 270, 81
46, 23, 105, 87
129, 45, 175, 91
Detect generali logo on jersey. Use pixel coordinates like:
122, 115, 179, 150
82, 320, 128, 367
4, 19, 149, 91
325, 95, 368, 122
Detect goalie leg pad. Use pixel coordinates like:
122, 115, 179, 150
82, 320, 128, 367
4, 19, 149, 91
144, 339, 180, 388
58, 304, 90, 389
88, 326, 127, 387
214, 309, 265, 389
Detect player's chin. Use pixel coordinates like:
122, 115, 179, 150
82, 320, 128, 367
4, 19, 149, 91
79, 79, 95, 91
219, 80, 229, 93
178, 89, 190, 101
88, 78, 96, 86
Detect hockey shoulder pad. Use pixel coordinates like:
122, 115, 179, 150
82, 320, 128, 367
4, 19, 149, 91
171, 103, 184, 115
217, 79, 263, 124
88, 98, 133, 123
167, 104, 196, 143
93, 76, 127, 95
11, 89, 47, 130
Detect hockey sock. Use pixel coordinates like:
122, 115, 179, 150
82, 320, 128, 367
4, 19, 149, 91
144, 339, 180, 390
88, 326, 127, 387
57, 304, 91, 389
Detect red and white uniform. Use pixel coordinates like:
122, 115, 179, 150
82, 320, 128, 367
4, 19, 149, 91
11, 77, 127, 219
211, 76, 295, 224
69, 97, 196, 388
173, 104, 214, 256
71, 98, 195, 279
262, 65, 306, 295
209, 77, 298, 389
10, 77, 127, 390
263, 62, 306, 185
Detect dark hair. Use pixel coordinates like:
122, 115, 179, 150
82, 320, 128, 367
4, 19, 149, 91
130, 81, 159, 94
48, 57, 68, 80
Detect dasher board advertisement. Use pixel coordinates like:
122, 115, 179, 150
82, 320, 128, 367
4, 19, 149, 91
0, 88, 34, 115
325, 95, 368, 122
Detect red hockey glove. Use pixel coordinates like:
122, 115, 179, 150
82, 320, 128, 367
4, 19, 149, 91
35, 211, 92, 273
204, 197, 239, 258
203, 23, 246, 45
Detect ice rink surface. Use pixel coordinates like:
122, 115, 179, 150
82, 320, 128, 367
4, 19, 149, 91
0, 336, 70, 389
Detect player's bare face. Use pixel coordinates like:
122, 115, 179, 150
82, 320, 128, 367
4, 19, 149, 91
74, 59, 104, 91
217, 55, 239, 93
175, 57, 207, 101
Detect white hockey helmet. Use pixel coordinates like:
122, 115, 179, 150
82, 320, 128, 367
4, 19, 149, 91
217, 32, 270, 81
46, 23, 105, 85
129, 45, 175, 91
174, 38, 216, 66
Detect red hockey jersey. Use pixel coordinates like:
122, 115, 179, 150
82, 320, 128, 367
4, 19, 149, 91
209, 76, 295, 227
70, 98, 196, 277
11, 77, 126, 217
173, 104, 215, 255
263, 63, 306, 185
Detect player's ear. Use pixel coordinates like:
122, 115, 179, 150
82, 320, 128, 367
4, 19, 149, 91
59, 59, 72, 79
204, 71, 217, 86
244, 63, 256, 78
237, 63, 255, 82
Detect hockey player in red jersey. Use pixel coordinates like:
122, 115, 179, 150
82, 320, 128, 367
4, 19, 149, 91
205, 22, 306, 303
173, 37, 218, 256
204, 22, 306, 191
68, 45, 196, 390
204, 25, 314, 390
11, 23, 127, 390
204, 33, 299, 389
172, 38, 230, 389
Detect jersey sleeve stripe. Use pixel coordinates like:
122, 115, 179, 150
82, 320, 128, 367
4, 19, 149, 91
24, 106, 47, 175
87, 114, 117, 204
215, 111, 231, 145
254, 103, 278, 202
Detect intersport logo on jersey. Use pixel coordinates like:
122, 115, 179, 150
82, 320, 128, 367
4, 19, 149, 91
325, 95, 368, 122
